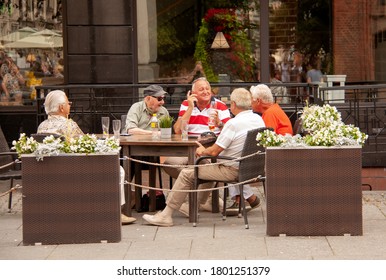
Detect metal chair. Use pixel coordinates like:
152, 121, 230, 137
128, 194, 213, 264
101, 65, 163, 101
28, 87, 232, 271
192, 127, 269, 228
0, 126, 22, 212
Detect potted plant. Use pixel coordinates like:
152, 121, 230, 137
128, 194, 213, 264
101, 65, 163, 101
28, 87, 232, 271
257, 104, 368, 236
158, 115, 174, 139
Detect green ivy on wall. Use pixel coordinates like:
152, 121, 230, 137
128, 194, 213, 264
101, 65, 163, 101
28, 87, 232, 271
194, 8, 255, 82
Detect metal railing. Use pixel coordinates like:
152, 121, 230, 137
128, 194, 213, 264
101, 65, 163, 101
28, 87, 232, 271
35, 82, 386, 167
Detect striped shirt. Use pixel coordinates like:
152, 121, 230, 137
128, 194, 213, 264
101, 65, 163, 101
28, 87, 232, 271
178, 98, 231, 136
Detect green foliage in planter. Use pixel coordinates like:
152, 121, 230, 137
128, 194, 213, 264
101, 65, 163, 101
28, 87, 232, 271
158, 115, 174, 128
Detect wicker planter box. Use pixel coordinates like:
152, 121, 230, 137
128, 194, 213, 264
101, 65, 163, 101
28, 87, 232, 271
21, 153, 121, 245
265, 146, 362, 236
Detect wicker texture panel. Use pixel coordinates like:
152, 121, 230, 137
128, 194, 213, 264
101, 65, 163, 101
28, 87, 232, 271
266, 147, 363, 236
22, 154, 121, 245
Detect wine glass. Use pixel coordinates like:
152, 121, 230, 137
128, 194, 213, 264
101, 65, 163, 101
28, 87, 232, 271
112, 119, 121, 140
101, 117, 110, 137
181, 119, 189, 140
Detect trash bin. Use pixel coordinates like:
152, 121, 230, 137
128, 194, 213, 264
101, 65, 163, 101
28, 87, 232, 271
322, 75, 347, 103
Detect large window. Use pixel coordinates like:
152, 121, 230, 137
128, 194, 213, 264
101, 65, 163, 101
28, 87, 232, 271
138, 0, 386, 84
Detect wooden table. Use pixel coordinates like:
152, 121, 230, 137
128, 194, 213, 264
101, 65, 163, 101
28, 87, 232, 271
120, 134, 199, 221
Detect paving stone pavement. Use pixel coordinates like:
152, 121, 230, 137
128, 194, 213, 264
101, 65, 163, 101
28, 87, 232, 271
0, 179, 385, 260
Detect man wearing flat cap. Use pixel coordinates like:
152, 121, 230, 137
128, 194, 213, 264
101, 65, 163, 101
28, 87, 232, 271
124, 85, 170, 134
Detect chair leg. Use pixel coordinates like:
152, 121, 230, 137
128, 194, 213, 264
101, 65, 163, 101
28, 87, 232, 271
157, 166, 163, 189
222, 186, 228, 220
192, 168, 200, 227
211, 183, 219, 213
239, 184, 249, 229
8, 178, 14, 213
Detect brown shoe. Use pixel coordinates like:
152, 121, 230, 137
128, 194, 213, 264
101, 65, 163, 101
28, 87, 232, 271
248, 196, 261, 209
225, 201, 251, 216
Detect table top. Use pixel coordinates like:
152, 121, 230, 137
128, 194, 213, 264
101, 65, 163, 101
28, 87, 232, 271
119, 134, 199, 147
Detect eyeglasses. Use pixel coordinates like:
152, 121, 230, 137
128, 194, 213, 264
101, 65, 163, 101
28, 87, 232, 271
151, 96, 165, 101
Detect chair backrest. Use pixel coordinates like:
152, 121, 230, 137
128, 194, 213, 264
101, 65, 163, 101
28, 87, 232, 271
238, 127, 268, 183
0, 126, 13, 168
293, 118, 303, 135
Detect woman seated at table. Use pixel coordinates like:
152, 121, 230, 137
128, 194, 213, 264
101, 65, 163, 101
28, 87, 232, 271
37, 89, 136, 225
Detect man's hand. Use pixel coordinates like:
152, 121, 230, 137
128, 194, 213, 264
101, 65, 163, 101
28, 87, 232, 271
186, 91, 198, 108
195, 141, 205, 157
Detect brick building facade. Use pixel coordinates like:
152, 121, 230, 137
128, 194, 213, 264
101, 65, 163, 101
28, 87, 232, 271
333, 0, 375, 82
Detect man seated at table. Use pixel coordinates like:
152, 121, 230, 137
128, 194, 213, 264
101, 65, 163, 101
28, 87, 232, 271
124, 84, 170, 134
142, 87, 265, 227
37, 90, 136, 225
163, 77, 231, 216
250, 84, 293, 136
226, 84, 293, 212
123, 85, 170, 210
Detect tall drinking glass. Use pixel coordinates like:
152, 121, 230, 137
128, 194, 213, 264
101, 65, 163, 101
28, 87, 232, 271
102, 117, 110, 137
181, 119, 189, 140
207, 108, 216, 132
112, 119, 121, 140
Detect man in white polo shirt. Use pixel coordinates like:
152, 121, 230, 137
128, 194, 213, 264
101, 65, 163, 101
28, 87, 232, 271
143, 88, 265, 226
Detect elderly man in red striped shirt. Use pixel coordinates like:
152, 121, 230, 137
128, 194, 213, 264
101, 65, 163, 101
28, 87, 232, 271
163, 77, 231, 216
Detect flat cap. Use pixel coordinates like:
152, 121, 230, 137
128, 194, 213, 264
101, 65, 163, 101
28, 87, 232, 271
144, 85, 167, 97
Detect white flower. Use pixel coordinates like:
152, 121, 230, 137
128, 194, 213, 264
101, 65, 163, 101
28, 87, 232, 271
257, 104, 368, 148
12, 133, 121, 160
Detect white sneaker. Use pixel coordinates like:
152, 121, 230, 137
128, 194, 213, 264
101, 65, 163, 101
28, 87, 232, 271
142, 212, 173, 227
121, 214, 136, 225
200, 197, 224, 212
178, 202, 189, 218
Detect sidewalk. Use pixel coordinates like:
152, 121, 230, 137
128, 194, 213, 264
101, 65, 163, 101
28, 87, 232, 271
0, 178, 385, 260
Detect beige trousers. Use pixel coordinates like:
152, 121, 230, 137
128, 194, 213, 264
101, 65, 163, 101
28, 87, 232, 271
166, 163, 238, 211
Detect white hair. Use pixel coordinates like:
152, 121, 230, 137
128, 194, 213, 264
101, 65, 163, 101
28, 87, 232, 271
44, 90, 67, 115
230, 88, 251, 109
250, 84, 274, 103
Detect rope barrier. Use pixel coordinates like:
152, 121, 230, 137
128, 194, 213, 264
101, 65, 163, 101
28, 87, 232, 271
123, 151, 265, 192
0, 152, 264, 197
124, 176, 263, 193
0, 159, 19, 170
123, 151, 264, 168
0, 184, 22, 198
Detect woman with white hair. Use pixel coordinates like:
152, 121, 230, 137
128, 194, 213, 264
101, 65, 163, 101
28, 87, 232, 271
37, 90, 136, 225
37, 90, 83, 140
